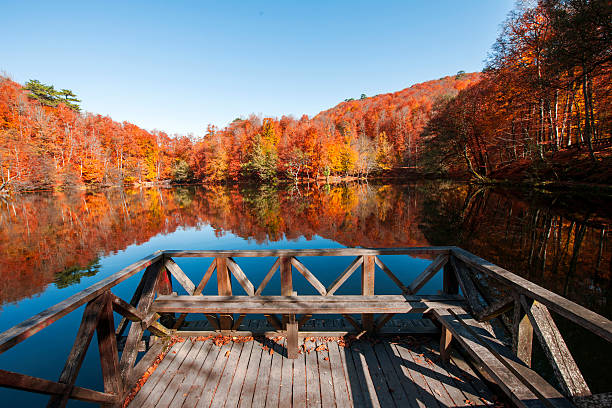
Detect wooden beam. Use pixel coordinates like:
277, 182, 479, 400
194, 258, 216, 295
47, 294, 106, 408
326, 256, 363, 296
513, 296, 533, 367
152, 296, 463, 314
110, 293, 144, 323
96, 292, 122, 406
163, 247, 452, 258
173, 258, 217, 330
374, 256, 409, 294
255, 258, 280, 296
164, 257, 196, 295
0, 369, 118, 404
406, 254, 447, 294
115, 271, 147, 338
119, 262, 163, 388
0, 252, 163, 354
341, 314, 362, 332
361, 256, 375, 331
443, 257, 459, 295
477, 296, 514, 322
440, 326, 452, 363
280, 256, 292, 327
374, 313, 395, 331
432, 308, 573, 408
286, 314, 298, 359
452, 247, 612, 343
520, 296, 591, 397
264, 314, 283, 331
216, 257, 233, 330
291, 257, 326, 296
450, 257, 487, 315
226, 257, 255, 296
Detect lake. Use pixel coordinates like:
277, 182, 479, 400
0, 181, 610, 404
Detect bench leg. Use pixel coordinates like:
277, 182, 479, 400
440, 326, 452, 363
287, 314, 298, 359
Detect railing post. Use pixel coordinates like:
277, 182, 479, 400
513, 294, 533, 367
216, 257, 233, 331
443, 254, 459, 295
96, 291, 122, 406
362, 255, 375, 332
157, 257, 175, 328
280, 256, 293, 328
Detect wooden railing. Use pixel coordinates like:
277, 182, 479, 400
448, 247, 612, 406
0, 247, 610, 407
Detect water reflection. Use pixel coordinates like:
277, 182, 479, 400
0, 182, 610, 318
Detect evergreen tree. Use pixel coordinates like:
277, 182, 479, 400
58, 89, 81, 112
23, 79, 58, 107
23, 80, 81, 111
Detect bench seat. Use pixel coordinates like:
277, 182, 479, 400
152, 294, 465, 315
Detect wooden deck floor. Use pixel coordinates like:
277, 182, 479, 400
127, 336, 500, 408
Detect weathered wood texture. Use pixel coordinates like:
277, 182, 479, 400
152, 294, 465, 314
452, 247, 612, 342
0, 252, 163, 353
127, 336, 496, 408
432, 308, 574, 408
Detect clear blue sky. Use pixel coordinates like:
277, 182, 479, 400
1, 0, 514, 136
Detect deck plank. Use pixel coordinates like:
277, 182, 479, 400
348, 342, 382, 408
327, 341, 352, 407
405, 344, 455, 407
304, 337, 322, 407
238, 338, 263, 408
419, 341, 469, 407
141, 340, 194, 408
168, 340, 215, 407
252, 338, 274, 407
316, 339, 335, 408
381, 342, 428, 408
195, 341, 233, 407
155, 341, 204, 408
210, 341, 245, 408
182, 339, 223, 408
392, 343, 441, 408
360, 341, 396, 407
292, 340, 307, 408
373, 342, 413, 407
449, 349, 496, 407
125, 336, 502, 408
128, 340, 190, 407
265, 339, 284, 407
225, 340, 255, 408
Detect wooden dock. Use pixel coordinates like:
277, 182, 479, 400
0, 247, 610, 407
126, 336, 498, 408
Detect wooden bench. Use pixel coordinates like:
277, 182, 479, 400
153, 294, 465, 358
432, 308, 574, 408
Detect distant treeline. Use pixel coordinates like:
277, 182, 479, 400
1, 0, 610, 192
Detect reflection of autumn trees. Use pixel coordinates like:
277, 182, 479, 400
0, 188, 205, 306
193, 183, 428, 247
1, 183, 609, 318
419, 184, 611, 317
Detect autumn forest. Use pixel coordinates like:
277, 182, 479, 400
1, 0, 610, 192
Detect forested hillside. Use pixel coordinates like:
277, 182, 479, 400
423, 0, 612, 182
1, 0, 610, 192
0, 73, 478, 191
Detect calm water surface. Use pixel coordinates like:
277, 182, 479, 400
0, 181, 610, 404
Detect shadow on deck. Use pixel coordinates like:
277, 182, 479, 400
126, 335, 499, 408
